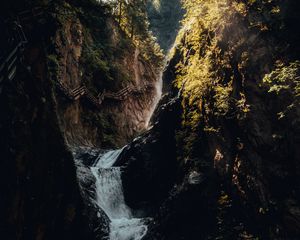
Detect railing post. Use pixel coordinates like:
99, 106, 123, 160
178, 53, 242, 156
17, 44, 22, 66
3, 61, 9, 82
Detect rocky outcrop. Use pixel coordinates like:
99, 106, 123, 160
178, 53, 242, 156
0, 0, 163, 239
117, 1, 300, 239
0, 16, 100, 239
52, 2, 161, 148
4, 1, 299, 240
116, 93, 220, 240
116, 94, 182, 212
72, 146, 110, 239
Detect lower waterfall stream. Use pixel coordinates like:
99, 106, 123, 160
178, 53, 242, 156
90, 149, 148, 240
73, 48, 164, 240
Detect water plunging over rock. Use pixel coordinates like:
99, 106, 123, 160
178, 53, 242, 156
90, 149, 149, 240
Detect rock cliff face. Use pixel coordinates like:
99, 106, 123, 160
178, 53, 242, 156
0, 0, 162, 239
0, 13, 99, 240
52, 2, 161, 147
118, 0, 300, 239
2, 0, 300, 240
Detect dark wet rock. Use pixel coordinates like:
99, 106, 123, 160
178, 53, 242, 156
73, 147, 110, 240
284, 199, 300, 236
0, 54, 98, 240
116, 94, 220, 239
143, 175, 218, 240
116, 94, 182, 214
0, 9, 105, 239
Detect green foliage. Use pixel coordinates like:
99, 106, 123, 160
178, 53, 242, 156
75, 1, 136, 90
173, 0, 298, 134
214, 84, 232, 116
47, 54, 59, 82
235, 93, 251, 119
47, 54, 59, 69
173, 0, 282, 130
53, 0, 165, 146
82, 47, 109, 77
175, 128, 199, 161
171, 0, 279, 159
146, 0, 184, 52
173, 0, 235, 130
263, 61, 300, 119
263, 61, 300, 95
103, 0, 164, 69
139, 34, 164, 68
82, 111, 117, 147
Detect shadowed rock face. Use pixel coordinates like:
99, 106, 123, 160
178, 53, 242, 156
112, 1, 300, 239
54, 9, 161, 148
1, 0, 163, 239
114, 93, 220, 240
0, 24, 100, 240
2, 1, 300, 240
114, 76, 300, 239
72, 147, 110, 239
116, 94, 182, 212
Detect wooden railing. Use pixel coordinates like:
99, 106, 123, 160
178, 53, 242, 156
1, 7, 154, 110
0, 6, 43, 84
0, 43, 20, 82
0, 22, 27, 83
56, 80, 154, 109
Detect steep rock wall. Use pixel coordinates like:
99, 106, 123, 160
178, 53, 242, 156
119, 0, 300, 239
0, 0, 162, 239
0, 16, 103, 239
170, 1, 300, 238
52, 2, 161, 147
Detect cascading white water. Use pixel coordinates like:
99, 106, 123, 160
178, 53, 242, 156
91, 149, 148, 240
144, 70, 163, 129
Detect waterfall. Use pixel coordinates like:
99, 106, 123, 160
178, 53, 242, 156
91, 149, 148, 240
86, 48, 168, 239
145, 70, 163, 128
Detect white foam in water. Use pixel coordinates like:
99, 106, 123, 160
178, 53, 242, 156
91, 148, 148, 240
94, 148, 124, 169
110, 218, 148, 240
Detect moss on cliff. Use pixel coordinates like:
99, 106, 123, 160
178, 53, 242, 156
147, 0, 184, 52
172, 0, 299, 152
45, 0, 164, 147
0, 21, 100, 240
162, 0, 300, 238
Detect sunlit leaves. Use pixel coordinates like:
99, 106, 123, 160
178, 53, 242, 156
263, 61, 300, 119
263, 61, 300, 95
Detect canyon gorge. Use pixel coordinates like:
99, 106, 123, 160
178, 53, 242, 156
0, 0, 299, 240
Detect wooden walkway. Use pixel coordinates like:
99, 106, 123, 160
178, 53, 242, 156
1, 7, 154, 110
0, 7, 45, 84
56, 80, 154, 108
0, 22, 27, 83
